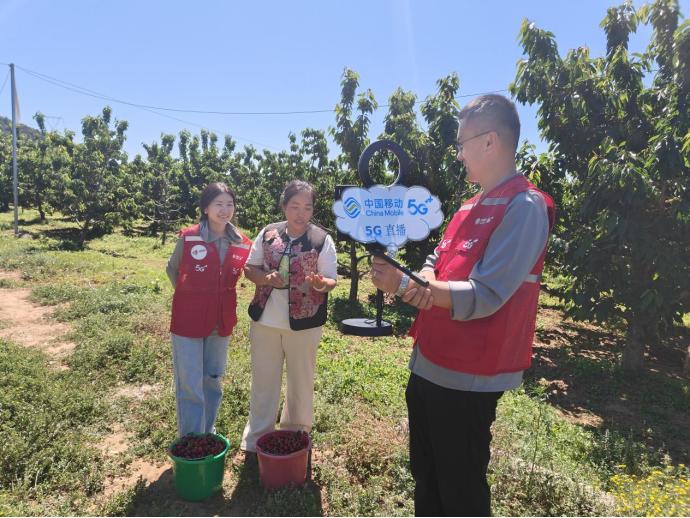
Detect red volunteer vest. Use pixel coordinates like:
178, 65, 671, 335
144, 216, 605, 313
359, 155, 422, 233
409, 175, 555, 375
170, 224, 252, 338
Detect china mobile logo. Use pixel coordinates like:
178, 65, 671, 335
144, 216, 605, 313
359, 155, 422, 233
195, 264, 208, 272
344, 197, 362, 218
475, 217, 494, 225
190, 244, 208, 260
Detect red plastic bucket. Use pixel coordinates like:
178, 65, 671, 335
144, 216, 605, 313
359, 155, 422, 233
255, 430, 312, 490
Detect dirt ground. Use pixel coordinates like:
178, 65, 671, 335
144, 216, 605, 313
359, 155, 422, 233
0, 270, 170, 507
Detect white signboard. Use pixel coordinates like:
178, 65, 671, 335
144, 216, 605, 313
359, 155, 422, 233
333, 185, 443, 251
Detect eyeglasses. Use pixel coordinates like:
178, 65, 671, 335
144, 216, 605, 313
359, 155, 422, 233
455, 130, 495, 155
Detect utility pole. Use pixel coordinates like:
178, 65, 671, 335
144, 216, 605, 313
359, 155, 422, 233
10, 63, 19, 237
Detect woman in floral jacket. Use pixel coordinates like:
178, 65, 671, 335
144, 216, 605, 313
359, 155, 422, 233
240, 180, 337, 454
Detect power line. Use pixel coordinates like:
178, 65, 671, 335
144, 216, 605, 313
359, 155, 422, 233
16, 64, 280, 151
43, 115, 63, 131
18, 65, 338, 115
137, 104, 281, 152
17, 63, 508, 116
0, 69, 9, 97
11, 62, 516, 153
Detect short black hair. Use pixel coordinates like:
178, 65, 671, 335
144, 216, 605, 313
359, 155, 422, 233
458, 94, 520, 151
281, 180, 316, 207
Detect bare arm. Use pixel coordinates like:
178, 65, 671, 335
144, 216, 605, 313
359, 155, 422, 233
306, 235, 338, 292
306, 273, 337, 292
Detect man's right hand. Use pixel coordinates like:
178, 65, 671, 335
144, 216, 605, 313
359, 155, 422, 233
419, 269, 436, 283
371, 256, 403, 293
401, 282, 434, 310
264, 270, 285, 288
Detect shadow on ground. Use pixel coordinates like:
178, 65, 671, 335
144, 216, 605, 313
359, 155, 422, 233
329, 286, 418, 336
126, 451, 324, 516
527, 307, 690, 465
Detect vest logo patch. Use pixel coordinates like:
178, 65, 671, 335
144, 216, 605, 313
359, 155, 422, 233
462, 238, 479, 250
194, 264, 208, 272
475, 216, 494, 225
232, 254, 244, 260
191, 244, 208, 260
440, 239, 452, 249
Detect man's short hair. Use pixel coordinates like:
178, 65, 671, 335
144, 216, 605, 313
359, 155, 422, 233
457, 94, 520, 151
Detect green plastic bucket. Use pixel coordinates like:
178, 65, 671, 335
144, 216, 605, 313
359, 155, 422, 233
167, 433, 230, 501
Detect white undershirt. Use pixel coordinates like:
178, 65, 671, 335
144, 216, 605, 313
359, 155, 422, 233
247, 227, 338, 329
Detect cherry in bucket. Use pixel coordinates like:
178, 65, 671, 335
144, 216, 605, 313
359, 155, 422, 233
257, 430, 309, 455
170, 433, 225, 460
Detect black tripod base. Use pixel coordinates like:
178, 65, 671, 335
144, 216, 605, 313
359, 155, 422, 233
340, 318, 393, 337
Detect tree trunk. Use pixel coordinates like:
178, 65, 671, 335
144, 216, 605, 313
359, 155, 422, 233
149, 220, 160, 236
348, 241, 359, 302
78, 220, 90, 250
38, 201, 46, 221
621, 320, 645, 372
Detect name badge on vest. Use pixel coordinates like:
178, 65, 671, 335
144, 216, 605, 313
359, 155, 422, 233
457, 238, 480, 251
438, 238, 453, 251
190, 244, 208, 260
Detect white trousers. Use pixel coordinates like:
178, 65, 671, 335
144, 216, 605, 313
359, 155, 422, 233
241, 321, 322, 451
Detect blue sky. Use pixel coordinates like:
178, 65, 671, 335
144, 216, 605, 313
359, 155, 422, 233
1, 0, 686, 158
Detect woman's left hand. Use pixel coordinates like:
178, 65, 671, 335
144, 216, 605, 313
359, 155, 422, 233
305, 272, 328, 291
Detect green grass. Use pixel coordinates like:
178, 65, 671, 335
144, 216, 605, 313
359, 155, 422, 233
0, 209, 687, 516
0, 340, 104, 512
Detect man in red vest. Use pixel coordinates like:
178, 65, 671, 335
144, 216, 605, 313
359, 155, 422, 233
372, 94, 554, 516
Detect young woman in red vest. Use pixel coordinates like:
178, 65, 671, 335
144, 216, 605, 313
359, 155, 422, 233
166, 182, 252, 437
240, 180, 337, 455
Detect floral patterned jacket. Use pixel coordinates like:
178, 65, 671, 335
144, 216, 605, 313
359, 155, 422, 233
248, 222, 329, 331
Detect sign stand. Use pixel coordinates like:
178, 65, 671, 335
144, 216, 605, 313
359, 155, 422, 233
337, 140, 435, 337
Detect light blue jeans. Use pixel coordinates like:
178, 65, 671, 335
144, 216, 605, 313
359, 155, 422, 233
171, 333, 230, 437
